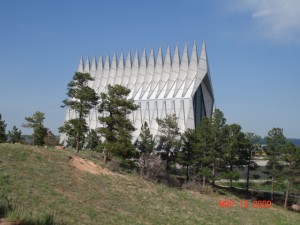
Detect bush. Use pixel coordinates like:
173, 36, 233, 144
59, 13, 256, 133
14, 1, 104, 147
136, 154, 180, 187
107, 158, 138, 173
252, 174, 261, 179
107, 159, 121, 172
0, 202, 11, 217
120, 159, 138, 173
138, 154, 166, 179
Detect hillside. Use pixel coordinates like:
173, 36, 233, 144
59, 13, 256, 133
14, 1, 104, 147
0, 144, 299, 225
288, 138, 300, 147
260, 138, 300, 147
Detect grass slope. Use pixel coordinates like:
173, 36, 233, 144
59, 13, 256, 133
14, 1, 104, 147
0, 143, 299, 225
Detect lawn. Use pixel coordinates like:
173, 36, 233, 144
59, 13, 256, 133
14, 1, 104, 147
219, 181, 300, 193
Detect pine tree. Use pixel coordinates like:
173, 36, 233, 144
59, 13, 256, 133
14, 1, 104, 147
59, 72, 99, 152
0, 114, 7, 143
22, 111, 47, 145
280, 142, 300, 208
98, 84, 139, 163
43, 130, 59, 146
156, 114, 181, 170
265, 128, 286, 201
245, 132, 261, 191
177, 128, 197, 181
85, 129, 99, 150
194, 117, 214, 187
7, 126, 22, 144
210, 109, 227, 190
136, 121, 155, 155
222, 123, 248, 187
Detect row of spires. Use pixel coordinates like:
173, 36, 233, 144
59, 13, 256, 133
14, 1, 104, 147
78, 41, 207, 72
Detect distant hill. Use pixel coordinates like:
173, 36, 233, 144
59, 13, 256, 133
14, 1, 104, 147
287, 138, 300, 146
261, 138, 300, 147
20, 135, 59, 145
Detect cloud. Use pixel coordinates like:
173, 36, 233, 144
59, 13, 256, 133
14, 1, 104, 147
230, 0, 300, 42
251, 9, 272, 18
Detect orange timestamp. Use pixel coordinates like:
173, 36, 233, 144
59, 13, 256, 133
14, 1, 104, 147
218, 198, 272, 209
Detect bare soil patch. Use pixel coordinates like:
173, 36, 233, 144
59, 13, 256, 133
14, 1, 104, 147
0, 218, 20, 225
69, 156, 117, 176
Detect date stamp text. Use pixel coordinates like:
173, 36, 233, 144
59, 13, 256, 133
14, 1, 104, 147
218, 199, 272, 209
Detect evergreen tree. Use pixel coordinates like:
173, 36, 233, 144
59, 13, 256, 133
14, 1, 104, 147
0, 114, 7, 143
34, 124, 48, 146
194, 117, 214, 186
59, 119, 82, 148
177, 128, 197, 181
244, 133, 261, 191
265, 128, 286, 201
135, 122, 156, 176
210, 109, 227, 189
59, 72, 99, 152
280, 142, 300, 208
85, 129, 99, 150
222, 124, 248, 187
43, 130, 59, 146
156, 114, 181, 170
136, 121, 155, 155
22, 111, 47, 145
98, 84, 139, 163
7, 126, 22, 144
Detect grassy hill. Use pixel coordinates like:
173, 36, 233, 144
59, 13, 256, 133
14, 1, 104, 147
0, 143, 299, 225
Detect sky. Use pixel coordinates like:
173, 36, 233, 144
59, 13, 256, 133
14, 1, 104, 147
0, 0, 299, 138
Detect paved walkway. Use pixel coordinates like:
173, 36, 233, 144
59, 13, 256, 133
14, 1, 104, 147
217, 179, 270, 183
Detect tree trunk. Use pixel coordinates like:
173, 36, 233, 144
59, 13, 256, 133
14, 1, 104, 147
76, 111, 82, 153
186, 165, 189, 181
230, 164, 233, 188
76, 131, 81, 153
103, 149, 108, 164
203, 176, 206, 187
271, 163, 275, 201
76, 139, 79, 153
140, 154, 146, 177
284, 180, 290, 209
246, 151, 251, 191
246, 164, 250, 191
212, 161, 216, 192
166, 155, 170, 172
271, 176, 275, 201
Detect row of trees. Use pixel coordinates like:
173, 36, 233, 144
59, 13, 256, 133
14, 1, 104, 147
137, 110, 252, 188
59, 72, 139, 164
136, 111, 300, 207
0, 114, 22, 144
22, 111, 58, 146
0, 112, 58, 146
